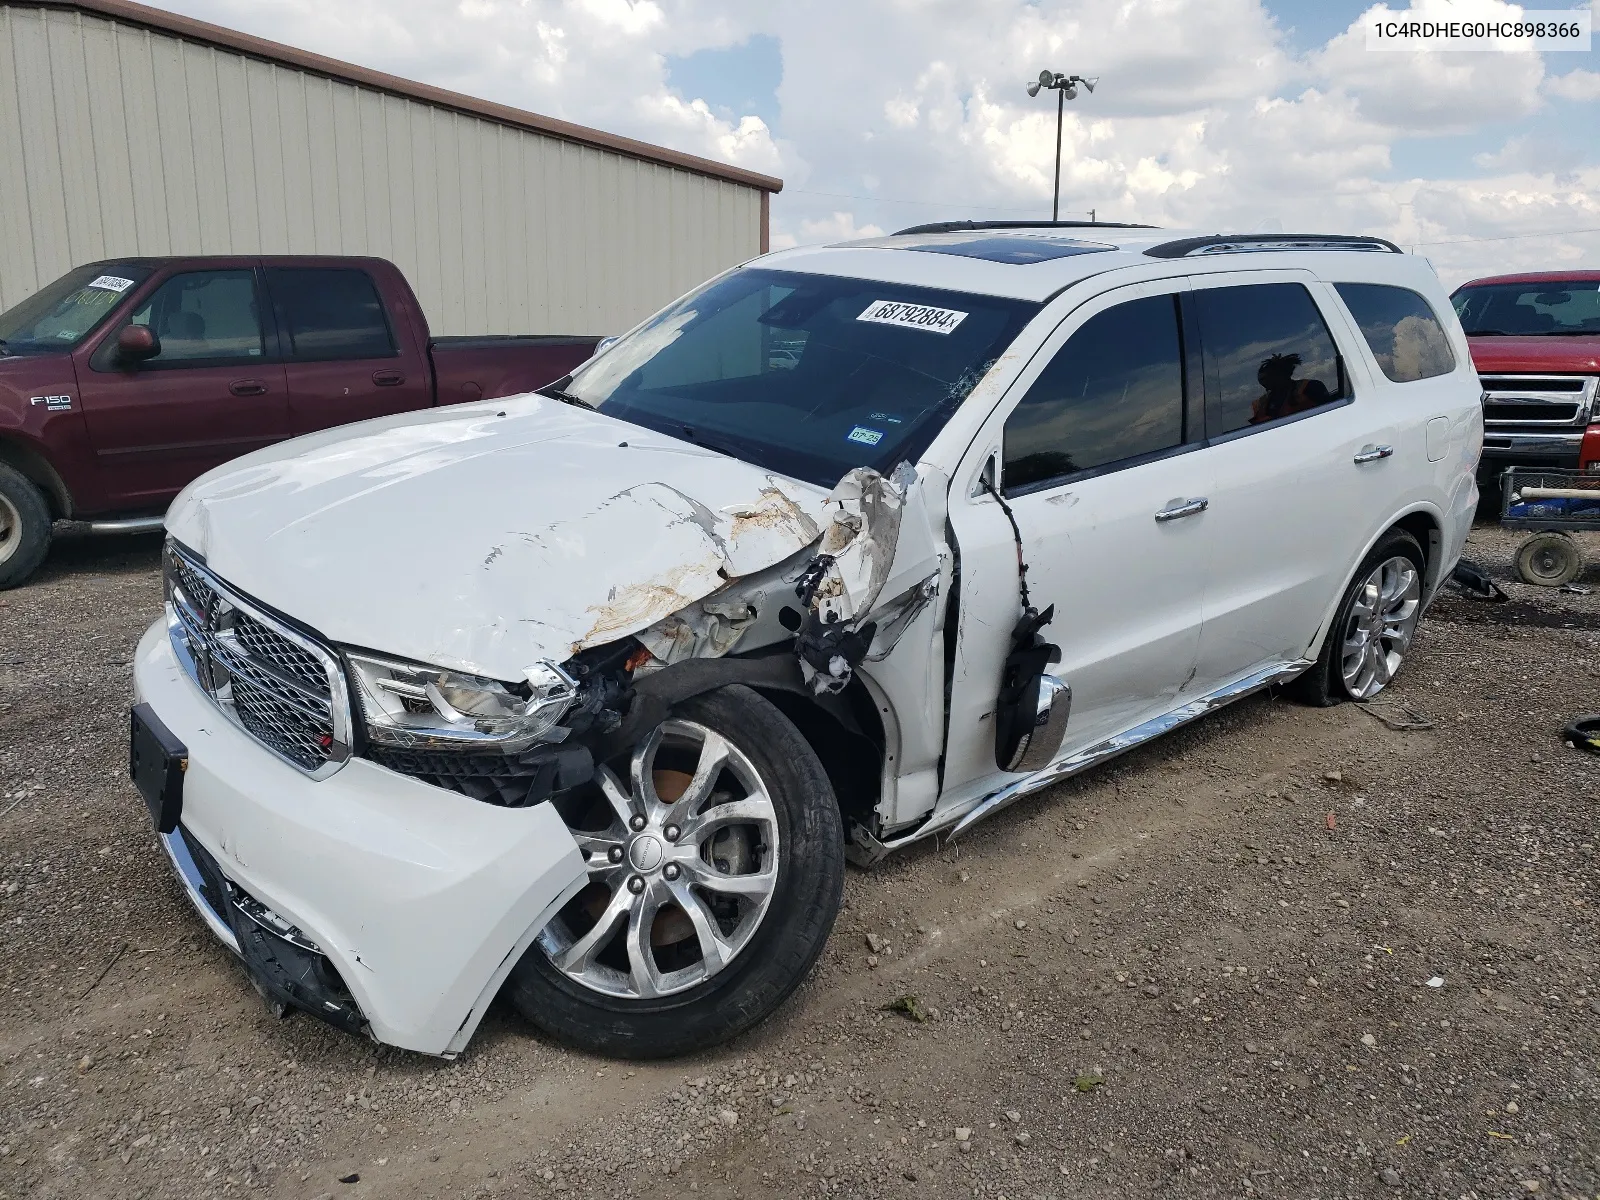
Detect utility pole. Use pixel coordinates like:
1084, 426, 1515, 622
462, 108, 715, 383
1026, 71, 1097, 222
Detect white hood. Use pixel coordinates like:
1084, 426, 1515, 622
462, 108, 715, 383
165, 395, 832, 679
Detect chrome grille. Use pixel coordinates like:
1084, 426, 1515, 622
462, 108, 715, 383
164, 541, 353, 778
1478, 375, 1597, 428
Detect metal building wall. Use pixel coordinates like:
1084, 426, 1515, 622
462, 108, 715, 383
0, 5, 766, 334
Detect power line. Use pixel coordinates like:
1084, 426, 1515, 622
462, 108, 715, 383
1409, 226, 1600, 248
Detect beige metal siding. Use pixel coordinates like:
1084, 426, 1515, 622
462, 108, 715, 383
0, 5, 764, 333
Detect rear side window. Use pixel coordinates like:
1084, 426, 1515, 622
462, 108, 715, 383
1335, 283, 1454, 382
1003, 294, 1186, 491
1195, 282, 1343, 438
265, 268, 395, 360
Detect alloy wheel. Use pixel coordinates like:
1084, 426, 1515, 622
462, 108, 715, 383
538, 718, 780, 1000
1339, 555, 1421, 700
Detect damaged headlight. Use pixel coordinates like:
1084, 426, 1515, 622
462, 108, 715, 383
346, 652, 578, 753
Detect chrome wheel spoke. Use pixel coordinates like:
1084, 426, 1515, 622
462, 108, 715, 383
661, 728, 730, 825
554, 887, 630, 976
623, 886, 668, 999
680, 856, 778, 898
596, 764, 638, 827
665, 878, 736, 973
685, 797, 776, 842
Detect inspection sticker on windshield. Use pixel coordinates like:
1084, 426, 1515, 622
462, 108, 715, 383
847, 426, 884, 446
87, 275, 135, 293
857, 299, 968, 334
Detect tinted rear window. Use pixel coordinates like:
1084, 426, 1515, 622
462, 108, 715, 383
265, 268, 395, 360
1334, 283, 1454, 382
1195, 283, 1343, 437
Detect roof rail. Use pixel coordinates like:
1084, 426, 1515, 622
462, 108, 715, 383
892, 219, 1157, 236
1144, 233, 1403, 259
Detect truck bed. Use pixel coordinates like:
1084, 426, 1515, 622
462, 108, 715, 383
429, 335, 600, 406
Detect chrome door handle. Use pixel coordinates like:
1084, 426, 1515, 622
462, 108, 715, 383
1154, 498, 1208, 522
1354, 444, 1394, 464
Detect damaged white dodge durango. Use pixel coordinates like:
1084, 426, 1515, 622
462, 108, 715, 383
130, 224, 1481, 1059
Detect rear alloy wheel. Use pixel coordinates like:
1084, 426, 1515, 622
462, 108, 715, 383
1287, 529, 1424, 707
506, 685, 844, 1058
1338, 553, 1422, 700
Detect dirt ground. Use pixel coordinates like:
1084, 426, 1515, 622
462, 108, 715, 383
1, 522, 1596, 1200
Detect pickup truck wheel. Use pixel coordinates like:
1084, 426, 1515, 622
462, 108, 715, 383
507, 684, 844, 1058
1287, 529, 1424, 706
0, 465, 52, 590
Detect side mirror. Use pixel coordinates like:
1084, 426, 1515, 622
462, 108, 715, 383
116, 325, 160, 364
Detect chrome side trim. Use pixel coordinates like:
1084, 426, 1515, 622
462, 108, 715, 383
854, 659, 1315, 860
950, 659, 1312, 837
159, 830, 240, 954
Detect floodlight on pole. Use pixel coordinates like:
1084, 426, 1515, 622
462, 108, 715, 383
1027, 71, 1097, 221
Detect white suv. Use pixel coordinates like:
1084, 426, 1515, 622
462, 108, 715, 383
130, 224, 1482, 1059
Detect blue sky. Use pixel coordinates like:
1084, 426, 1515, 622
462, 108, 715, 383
164, 0, 1600, 286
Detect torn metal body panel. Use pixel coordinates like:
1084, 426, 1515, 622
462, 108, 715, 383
164, 396, 832, 682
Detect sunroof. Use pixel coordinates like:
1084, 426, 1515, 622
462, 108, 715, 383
899, 235, 1114, 264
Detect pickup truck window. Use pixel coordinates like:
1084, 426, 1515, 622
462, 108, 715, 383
0, 262, 153, 354
120, 270, 265, 365
1334, 283, 1455, 383
558, 268, 1039, 488
1003, 294, 1186, 493
264, 268, 397, 360
1195, 283, 1344, 438
1452, 281, 1600, 336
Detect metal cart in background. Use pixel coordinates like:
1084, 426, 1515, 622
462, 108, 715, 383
1500, 468, 1600, 586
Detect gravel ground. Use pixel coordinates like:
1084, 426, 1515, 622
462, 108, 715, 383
0, 521, 1596, 1200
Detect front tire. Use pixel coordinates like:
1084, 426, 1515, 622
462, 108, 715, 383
0, 464, 52, 590
506, 685, 845, 1058
1289, 530, 1424, 706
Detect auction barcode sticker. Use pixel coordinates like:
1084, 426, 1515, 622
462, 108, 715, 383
857, 300, 968, 334
87, 275, 135, 292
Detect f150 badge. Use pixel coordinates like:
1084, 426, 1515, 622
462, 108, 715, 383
29, 395, 72, 411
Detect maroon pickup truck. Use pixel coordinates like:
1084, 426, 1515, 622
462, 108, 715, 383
1450, 271, 1600, 483
0, 256, 600, 587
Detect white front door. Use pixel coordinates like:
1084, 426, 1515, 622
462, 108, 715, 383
940, 279, 1212, 806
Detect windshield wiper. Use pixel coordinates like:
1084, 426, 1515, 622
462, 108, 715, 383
535, 383, 590, 407
674, 424, 750, 461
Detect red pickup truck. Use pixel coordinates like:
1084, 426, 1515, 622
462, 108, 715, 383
1450, 271, 1600, 482
0, 256, 600, 587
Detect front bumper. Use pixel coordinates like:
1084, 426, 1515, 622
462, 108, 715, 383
1480, 429, 1585, 471
133, 619, 588, 1056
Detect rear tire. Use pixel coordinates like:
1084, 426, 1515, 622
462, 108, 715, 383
1288, 529, 1425, 706
1513, 532, 1583, 587
506, 685, 845, 1059
0, 464, 52, 590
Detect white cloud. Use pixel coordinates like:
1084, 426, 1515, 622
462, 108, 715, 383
1545, 69, 1600, 102
157, 0, 1600, 288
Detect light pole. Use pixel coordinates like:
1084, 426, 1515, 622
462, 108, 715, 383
1026, 70, 1096, 222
